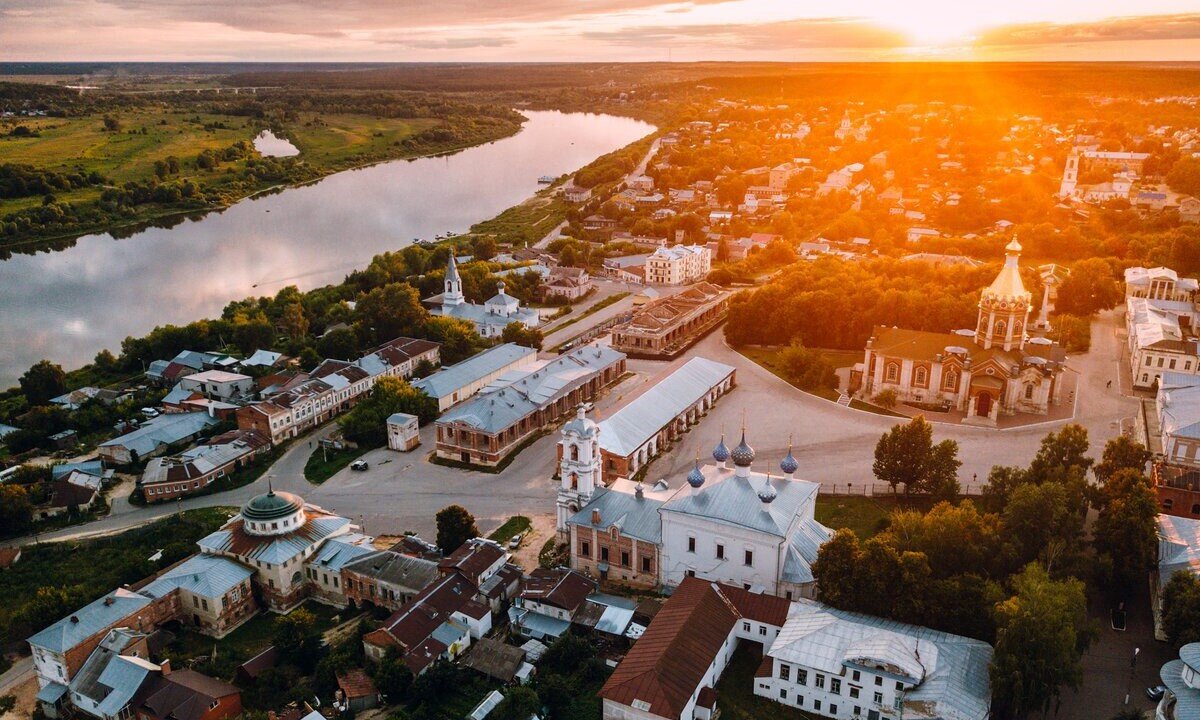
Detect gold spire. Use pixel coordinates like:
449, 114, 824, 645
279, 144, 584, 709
984, 237, 1030, 301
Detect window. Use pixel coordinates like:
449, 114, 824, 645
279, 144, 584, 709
201, 599, 208, 611
581, 541, 590, 558
1171, 359, 1178, 370
830, 704, 837, 715
852, 670, 860, 682
850, 687, 860, 699
621, 551, 630, 568
780, 664, 791, 682
641, 556, 652, 573
1145, 356, 1152, 366
874, 692, 884, 704
995, 320, 1006, 336
854, 706, 862, 717
798, 669, 808, 686
885, 363, 899, 382
816, 674, 825, 689
914, 367, 927, 386
780, 689, 788, 700
743, 621, 751, 632
686, 569, 696, 578
716, 543, 725, 560
759, 625, 767, 636
831, 678, 841, 694
600, 547, 609, 562
745, 550, 754, 566
1025, 384, 1035, 400
896, 681, 904, 691
875, 676, 883, 686
943, 369, 957, 390
814, 700, 822, 711
687, 537, 696, 553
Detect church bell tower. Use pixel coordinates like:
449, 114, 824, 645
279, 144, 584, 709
556, 404, 601, 537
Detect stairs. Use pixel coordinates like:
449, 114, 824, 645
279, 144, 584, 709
836, 394, 852, 407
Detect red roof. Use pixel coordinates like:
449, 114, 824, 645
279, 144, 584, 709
599, 578, 740, 718
438, 538, 504, 583
336, 668, 378, 699
715, 583, 791, 627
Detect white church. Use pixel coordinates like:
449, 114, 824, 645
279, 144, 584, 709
556, 405, 833, 600
426, 254, 541, 338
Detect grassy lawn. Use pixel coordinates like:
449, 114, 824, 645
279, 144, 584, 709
717, 644, 811, 720
303, 443, 375, 484
0, 507, 236, 646
283, 114, 441, 165
167, 600, 344, 664
815, 494, 943, 538
487, 515, 532, 544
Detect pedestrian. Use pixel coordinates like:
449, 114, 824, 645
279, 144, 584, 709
1107, 380, 1113, 389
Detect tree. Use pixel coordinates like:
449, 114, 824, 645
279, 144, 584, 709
1167, 156, 1200, 198
19, 359, 67, 406
1162, 572, 1200, 648
812, 529, 863, 609
435, 504, 479, 554
873, 388, 898, 411
493, 686, 541, 720
354, 283, 428, 344
373, 649, 413, 702
990, 564, 1093, 720
776, 342, 838, 391
501, 322, 544, 350
425, 315, 483, 365
274, 608, 321, 672
316, 327, 361, 361
232, 319, 275, 355
1002, 482, 1077, 569
280, 302, 309, 340
1093, 436, 1151, 486
339, 376, 439, 446
0, 485, 33, 534
1093, 469, 1159, 595
1056, 258, 1121, 317
872, 416, 961, 495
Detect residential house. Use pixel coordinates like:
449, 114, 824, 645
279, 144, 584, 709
138, 554, 256, 638
644, 244, 712, 285
139, 429, 270, 503
178, 371, 254, 402
99, 412, 221, 465
541, 266, 593, 301
508, 568, 597, 640
413, 343, 538, 413
342, 549, 441, 612
133, 668, 242, 720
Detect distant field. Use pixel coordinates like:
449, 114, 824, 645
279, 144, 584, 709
286, 113, 440, 163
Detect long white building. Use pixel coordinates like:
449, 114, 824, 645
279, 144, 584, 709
644, 243, 712, 285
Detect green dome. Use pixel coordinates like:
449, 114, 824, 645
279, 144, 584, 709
242, 490, 303, 521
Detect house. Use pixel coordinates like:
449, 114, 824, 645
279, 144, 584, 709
541, 266, 593, 301
362, 572, 493, 675
1180, 196, 1200, 224
302, 533, 377, 606
1148, 373, 1200, 470
239, 349, 285, 370
1155, 514, 1200, 640
66, 628, 159, 720
508, 568, 596, 640
387, 412, 420, 451
133, 668, 242, 720
1126, 298, 1199, 390
412, 343, 538, 412
139, 430, 270, 503
335, 669, 380, 713
644, 244, 712, 286
178, 371, 254, 402
602, 254, 651, 284
99, 412, 221, 465
438, 537, 509, 589
434, 344, 626, 466
1156, 642, 1200, 719
906, 227, 940, 243
342, 549, 441, 612
563, 185, 592, 203
460, 638, 530, 684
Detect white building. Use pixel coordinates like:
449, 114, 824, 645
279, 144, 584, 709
386, 412, 420, 451
178, 370, 254, 401
644, 243, 712, 285
428, 255, 541, 338
1158, 643, 1200, 720
412, 343, 538, 412
1155, 374, 1200, 468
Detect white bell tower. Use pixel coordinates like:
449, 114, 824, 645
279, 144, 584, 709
556, 404, 601, 537
443, 253, 465, 308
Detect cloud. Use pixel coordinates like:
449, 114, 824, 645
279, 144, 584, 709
583, 17, 908, 49
977, 12, 1200, 46
370, 35, 517, 50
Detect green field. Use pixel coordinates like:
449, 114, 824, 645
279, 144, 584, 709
814, 494, 941, 538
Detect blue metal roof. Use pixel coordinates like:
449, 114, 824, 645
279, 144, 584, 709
412, 343, 536, 399
28, 589, 151, 654
140, 554, 253, 601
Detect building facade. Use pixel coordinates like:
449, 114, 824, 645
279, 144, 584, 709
644, 244, 712, 285
611, 283, 729, 359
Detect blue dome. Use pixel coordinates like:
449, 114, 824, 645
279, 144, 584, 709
731, 431, 755, 467
687, 460, 705, 488
712, 436, 730, 463
758, 482, 778, 504
780, 449, 798, 475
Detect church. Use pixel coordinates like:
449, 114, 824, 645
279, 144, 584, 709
857, 238, 1067, 425
424, 254, 541, 338
555, 405, 832, 600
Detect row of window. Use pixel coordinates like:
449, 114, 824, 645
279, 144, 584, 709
882, 362, 960, 392
579, 541, 654, 573
777, 661, 903, 694
686, 536, 754, 566
1143, 354, 1195, 372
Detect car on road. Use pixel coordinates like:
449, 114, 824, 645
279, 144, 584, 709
509, 534, 523, 549
350, 459, 369, 472
1146, 685, 1167, 701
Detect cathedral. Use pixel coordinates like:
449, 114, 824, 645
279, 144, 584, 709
424, 254, 540, 338
555, 405, 832, 600
857, 238, 1066, 425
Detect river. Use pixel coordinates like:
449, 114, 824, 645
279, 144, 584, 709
0, 111, 654, 386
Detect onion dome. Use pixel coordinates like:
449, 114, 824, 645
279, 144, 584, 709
712, 434, 730, 463
758, 481, 778, 505
687, 460, 706, 488
731, 431, 755, 467
242, 489, 303, 521
780, 449, 798, 476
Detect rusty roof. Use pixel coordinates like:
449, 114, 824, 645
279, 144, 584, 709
336, 668, 378, 699
519, 568, 596, 613
438, 538, 505, 581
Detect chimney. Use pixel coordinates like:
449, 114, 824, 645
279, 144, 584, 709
104, 597, 115, 606
591, 509, 602, 525
159, 658, 172, 676
70, 616, 79, 624
635, 483, 644, 499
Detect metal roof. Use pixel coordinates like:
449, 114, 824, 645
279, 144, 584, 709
769, 599, 993, 720
28, 588, 152, 654
197, 509, 351, 565
567, 487, 664, 544
99, 412, 220, 457
306, 534, 376, 572
140, 554, 253, 601
412, 343, 536, 399
598, 357, 735, 457
663, 466, 827, 539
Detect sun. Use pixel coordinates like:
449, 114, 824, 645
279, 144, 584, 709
869, 6, 986, 47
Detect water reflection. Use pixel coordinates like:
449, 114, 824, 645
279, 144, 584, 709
0, 111, 653, 385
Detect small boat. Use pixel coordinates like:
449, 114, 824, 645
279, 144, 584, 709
538, 175, 555, 184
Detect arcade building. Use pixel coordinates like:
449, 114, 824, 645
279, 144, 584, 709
857, 239, 1067, 426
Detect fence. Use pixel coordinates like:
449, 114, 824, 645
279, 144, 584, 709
822, 482, 985, 498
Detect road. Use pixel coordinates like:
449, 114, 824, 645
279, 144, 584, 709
6, 310, 1132, 547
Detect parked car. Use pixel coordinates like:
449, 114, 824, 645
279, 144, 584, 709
140, 407, 160, 418
509, 534, 523, 549
1146, 685, 1167, 701
350, 460, 369, 472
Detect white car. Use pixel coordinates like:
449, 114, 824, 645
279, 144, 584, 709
350, 459, 369, 472
140, 407, 160, 418
509, 534, 522, 549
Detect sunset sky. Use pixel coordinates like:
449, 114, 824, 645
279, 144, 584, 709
2, 0, 1199, 62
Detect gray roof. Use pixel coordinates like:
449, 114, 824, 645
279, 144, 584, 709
197, 509, 351, 565
412, 344, 537, 399
438, 301, 540, 331
567, 487, 664, 544
440, 344, 625, 434
306, 534, 376, 573
769, 599, 993, 720
70, 629, 156, 718
342, 550, 440, 593
1160, 375, 1200, 441
663, 466, 824, 539
140, 555, 253, 601
1158, 514, 1200, 596
1161, 658, 1200, 720
598, 357, 734, 456
99, 412, 219, 457
28, 588, 152, 654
